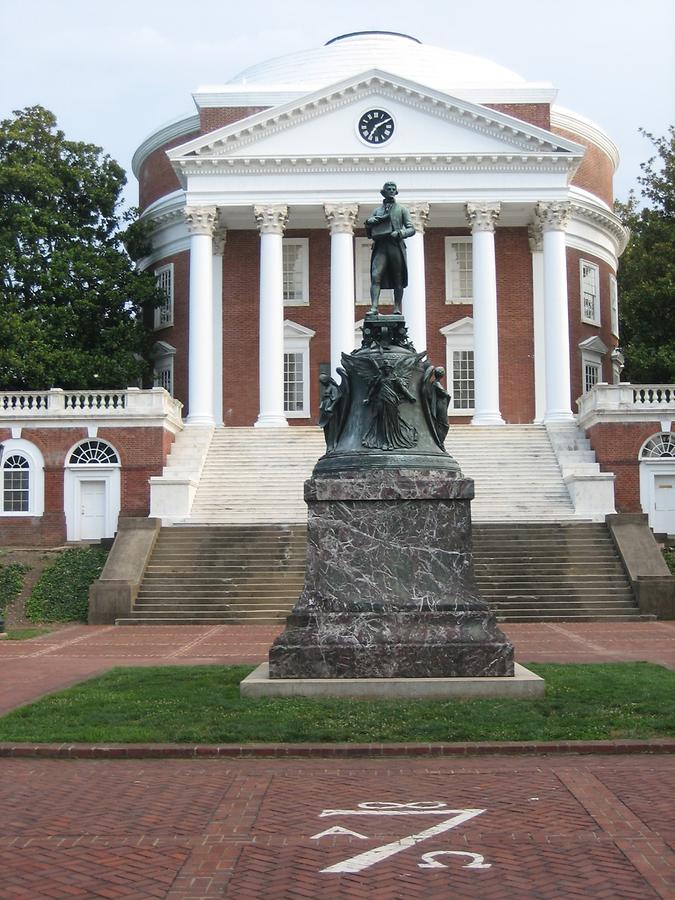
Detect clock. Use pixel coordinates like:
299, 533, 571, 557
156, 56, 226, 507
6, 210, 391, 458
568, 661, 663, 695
358, 109, 395, 145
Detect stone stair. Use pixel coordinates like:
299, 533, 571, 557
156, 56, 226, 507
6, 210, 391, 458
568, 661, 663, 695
117, 521, 644, 625
116, 525, 306, 625
187, 424, 576, 524
473, 522, 646, 622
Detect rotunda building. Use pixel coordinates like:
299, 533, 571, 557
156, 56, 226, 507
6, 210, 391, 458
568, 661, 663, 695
133, 30, 626, 431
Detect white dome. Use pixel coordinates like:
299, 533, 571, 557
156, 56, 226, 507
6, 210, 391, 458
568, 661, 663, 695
227, 31, 527, 92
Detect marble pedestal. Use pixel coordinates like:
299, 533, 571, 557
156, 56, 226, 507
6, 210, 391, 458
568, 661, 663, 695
268, 469, 514, 679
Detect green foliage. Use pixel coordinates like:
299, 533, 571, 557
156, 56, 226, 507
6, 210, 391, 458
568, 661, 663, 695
663, 547, 675, 574
24, 547, 107, 623
0, 563, 28, 613
0, 106, 165, 390
616, 127, 675, 383
5, 627, 52, 641
0, 662, 671, 744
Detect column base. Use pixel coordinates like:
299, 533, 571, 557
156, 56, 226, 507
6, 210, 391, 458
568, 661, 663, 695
254, 414, 289, 428
471, 412, 505, 426
185, 414, 216, 426
543, 410, 576, 424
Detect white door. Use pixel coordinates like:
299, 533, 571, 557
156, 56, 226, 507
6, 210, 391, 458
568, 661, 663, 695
80, 480, 106, 540
653, 472, 675, 534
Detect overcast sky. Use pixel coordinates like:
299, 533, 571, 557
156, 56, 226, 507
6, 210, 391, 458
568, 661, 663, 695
1, 0, 673, 210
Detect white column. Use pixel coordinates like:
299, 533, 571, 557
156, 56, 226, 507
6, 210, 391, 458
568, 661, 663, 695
466, 202, 504, 426
184, 206, 217, 425
536, 201, 575, 423
212, 227, 226, 426
403, 201, 429, 352
324, 203, 358, 377
529, 221, 546, 423
254, 204, 289, 427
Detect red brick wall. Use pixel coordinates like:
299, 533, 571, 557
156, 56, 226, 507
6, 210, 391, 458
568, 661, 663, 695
0, 426, 174, 546
138, 130, 200, 211
587, 421, 664, 512
486, 103, 551, 130
149, 251, 190, 412
552, 126, 614, 207
199, 106, 269, 132
567, 248, 618, 410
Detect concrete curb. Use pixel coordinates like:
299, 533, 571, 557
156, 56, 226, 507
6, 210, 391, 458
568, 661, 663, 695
1, 738, 674, 759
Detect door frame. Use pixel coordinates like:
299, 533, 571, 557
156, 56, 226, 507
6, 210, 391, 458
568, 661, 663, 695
64, 467, 121, 542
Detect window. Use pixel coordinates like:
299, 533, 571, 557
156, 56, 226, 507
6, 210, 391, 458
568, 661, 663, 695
440, 318, 475, 415
355, 238, 393, 306
609, 274, 619, 337
2, 454, 29, 512
640, 433, 675, 460
68, 440, 120, 466
282, 238, 309, 305
0, 440, 44, 517
583, 361, 600, 394
284, 352, 304, 412
154, 263, 174, 329
580, 260, 600, 325
445, 237, 473, 304
283, 321, 315, 418
150, 341, 176, 397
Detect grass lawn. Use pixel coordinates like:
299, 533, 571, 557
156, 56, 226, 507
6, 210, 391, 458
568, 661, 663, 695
2, 627, 53, 641
0, 663, 673, 744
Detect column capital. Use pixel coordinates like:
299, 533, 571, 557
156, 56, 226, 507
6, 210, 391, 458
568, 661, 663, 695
465, 201, 501, 233
528, 220, 543, 253
324, 202, 359, 235
212, 226, 228, 256
254, 204, 288, 235
405, 201, 430, 233
535, 200, 571, 232
183, 205, 218, 236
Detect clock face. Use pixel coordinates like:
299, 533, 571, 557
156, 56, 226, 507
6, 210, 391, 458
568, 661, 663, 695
358, 109, 395, 145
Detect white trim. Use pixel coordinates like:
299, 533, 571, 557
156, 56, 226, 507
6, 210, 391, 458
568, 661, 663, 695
444, 236, 473, 304
639, 435, 675, 533
132, 113, 200, 177
64, 439, 121, 542
580, 259, 601, 326
0, 439, 45, 517
550, 106, 620, 171
282, 237, 310, 305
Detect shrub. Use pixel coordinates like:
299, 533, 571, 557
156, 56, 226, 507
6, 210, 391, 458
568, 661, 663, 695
25, 548, 108, 623
664, 548, 675, 574
0, 563, 28, 613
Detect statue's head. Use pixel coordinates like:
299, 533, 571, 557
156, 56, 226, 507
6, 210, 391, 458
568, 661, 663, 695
381, 181, 398, 199
319, 374, 331, 385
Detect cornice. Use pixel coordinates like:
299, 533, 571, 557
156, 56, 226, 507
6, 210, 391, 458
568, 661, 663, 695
169, 70, 583, 163
569, 199, 629, 254
551, 106, 620, 171
173, 153, 580, 180
132, 114, 200, 177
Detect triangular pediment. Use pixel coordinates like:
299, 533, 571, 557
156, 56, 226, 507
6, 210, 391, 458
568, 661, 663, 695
168, 69, 584, 174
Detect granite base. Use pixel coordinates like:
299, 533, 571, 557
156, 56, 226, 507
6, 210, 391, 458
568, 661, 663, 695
242, 662, 544, 700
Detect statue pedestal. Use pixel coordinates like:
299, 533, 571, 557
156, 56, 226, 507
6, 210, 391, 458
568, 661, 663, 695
268, 469, 514, 679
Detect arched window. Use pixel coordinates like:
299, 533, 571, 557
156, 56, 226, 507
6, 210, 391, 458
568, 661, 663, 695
68, 440, 120, 466
0, 440, 45, 516
640, 433, 675, 460
2, 454, 30, 512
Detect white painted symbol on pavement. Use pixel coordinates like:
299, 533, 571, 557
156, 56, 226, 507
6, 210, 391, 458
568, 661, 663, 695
318, 801, 487, 874
311, 826, 369, 840
419, 850, 492, 869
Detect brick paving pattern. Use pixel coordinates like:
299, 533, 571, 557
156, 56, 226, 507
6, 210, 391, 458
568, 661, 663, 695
0, 756, 673, 898
1, 623, 674, 897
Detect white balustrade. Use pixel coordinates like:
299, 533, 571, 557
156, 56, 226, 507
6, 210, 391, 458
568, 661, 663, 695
0, 388, 183, 428
577, 383, 675, 428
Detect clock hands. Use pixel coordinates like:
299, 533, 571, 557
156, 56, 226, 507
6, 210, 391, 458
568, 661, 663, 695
368, 117, 393, 139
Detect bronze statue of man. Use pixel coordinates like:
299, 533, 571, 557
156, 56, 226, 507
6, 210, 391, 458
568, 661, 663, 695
365, 182, 415, 315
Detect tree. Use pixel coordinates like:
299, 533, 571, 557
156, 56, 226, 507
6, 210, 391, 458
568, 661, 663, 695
616, 126, 675, 384
0, 106, 163, 390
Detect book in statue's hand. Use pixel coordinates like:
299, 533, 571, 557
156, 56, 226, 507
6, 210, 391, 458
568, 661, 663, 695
369, 216, 394, 237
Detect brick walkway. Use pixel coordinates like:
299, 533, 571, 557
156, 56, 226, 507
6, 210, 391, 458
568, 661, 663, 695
1, 624, 674, 897
1, 754, 673, 898
1, 622, 674, 715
